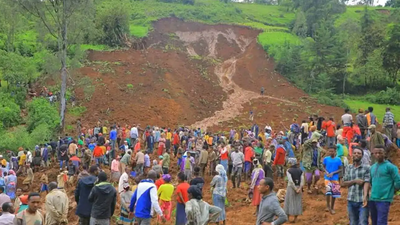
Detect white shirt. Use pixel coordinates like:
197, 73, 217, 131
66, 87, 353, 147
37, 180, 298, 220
341, 113, 353, 125
0, 212, 15, 225
130, 127, 138, 138
118, 172, 129, 193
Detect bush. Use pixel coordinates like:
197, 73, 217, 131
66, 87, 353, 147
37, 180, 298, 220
366, 87, 400, 105
315, 93, 349, 108
96, 1, 130, 46
27, 98, 60, 132
0, 126, 34, 151
69, 106, 87, 117
0, 93, 21, 127
0, 125, 54, 151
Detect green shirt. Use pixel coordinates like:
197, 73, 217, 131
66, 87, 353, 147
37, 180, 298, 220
370, 160, 400, 202
162, 153, 170, 168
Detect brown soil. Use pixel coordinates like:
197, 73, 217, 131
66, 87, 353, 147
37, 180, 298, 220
40, 17, 400, 224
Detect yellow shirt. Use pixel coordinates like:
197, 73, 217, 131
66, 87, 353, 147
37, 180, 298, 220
102, 126, 108, 135
1, 159, 6, 167
157, 183, 174, 201
234, 133, 239, 141
166, 132, 172, 140
19, 154, 26, 165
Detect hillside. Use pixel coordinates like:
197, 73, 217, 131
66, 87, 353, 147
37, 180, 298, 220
71, 17, 345, 131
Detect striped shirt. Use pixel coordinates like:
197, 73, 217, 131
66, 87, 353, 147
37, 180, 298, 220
383, 111, 395, 126
343, 164, 370, 202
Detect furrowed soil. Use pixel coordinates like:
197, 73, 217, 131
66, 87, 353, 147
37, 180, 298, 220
34, 17, 400, 224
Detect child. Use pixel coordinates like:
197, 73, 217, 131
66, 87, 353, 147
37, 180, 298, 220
22, 164, 33, 190
120, 183, 134, 225
16, 195, 29, 213
39, 174, 49, 194
67, 160, 77, 185
57, 170, 68, 189
13, 188, 23, 208
323, 146, 342, 215
336, 136, 349, 180
157, 174, 174, 222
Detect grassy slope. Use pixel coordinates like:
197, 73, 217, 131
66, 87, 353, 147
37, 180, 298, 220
344, 99, 400, 121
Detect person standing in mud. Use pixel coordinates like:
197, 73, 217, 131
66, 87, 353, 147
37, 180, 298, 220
323, 146, 342, 215
301, 139, 323, 194
343, 147, 370, 225
249, 110, 254, 121
75, 165, 99, 225
256, 178, 288, 225
260, 87, 264, 95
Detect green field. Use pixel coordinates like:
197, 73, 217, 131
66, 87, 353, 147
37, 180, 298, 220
335, 6, 393, 26
344, 99, 400, 122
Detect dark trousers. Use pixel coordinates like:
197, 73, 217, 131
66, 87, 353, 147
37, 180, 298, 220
79, 216, 90, 225
173, 144, 179, 156
369, 201, 390, 225
162, 167, 169, 174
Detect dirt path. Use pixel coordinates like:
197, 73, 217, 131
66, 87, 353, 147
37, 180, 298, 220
174, 29, 295, 130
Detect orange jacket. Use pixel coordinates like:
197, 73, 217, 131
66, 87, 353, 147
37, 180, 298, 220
93, 146, 103, 157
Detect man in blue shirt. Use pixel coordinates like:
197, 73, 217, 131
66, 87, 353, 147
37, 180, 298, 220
109, 126, 117, 160
323, 146, 342, 215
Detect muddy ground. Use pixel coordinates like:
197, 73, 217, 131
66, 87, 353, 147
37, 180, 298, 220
31, 17, 400, 224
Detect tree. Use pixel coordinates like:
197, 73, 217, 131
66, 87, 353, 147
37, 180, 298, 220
0, 50, 38, 84
17, 0, 89, 132
292, 0, 346, 37
357, 6, 384, 67
292, 11, 308, 37
96, 1, 130, 46
382, 24, 400, 84
0, 0, 23, 52
385, 0, 400, 7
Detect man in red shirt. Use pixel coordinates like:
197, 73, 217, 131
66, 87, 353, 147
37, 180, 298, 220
93, 146, 104, 167
326, 118, 336, 148
176, 172, 189, 225
244, 142, 255, 181
273, 140, 286, 180
173, 131, 180, 157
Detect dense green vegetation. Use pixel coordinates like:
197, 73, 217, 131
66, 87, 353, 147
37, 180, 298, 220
1, 0, 400, 150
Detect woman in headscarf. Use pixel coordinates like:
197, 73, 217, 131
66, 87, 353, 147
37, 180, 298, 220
157, 174, 174, 222
186, 186, 222, 225
120, 183, 134, 225
210, 164, 227, 225
249, 159, 265, 215
152, 159, 163, 175
4, 170, 17, 200
284, 158, 304, 223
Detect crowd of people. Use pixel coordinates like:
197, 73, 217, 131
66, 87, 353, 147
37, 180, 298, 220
0, 106, 399, 225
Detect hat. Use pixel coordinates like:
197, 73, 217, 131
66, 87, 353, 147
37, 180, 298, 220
159, 155, 163, 159
162, 174, 171, 182
368, 125, 376, 129
311, 139, 318, 143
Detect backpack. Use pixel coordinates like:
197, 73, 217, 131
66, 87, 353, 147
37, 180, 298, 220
290, 123, 300, 134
